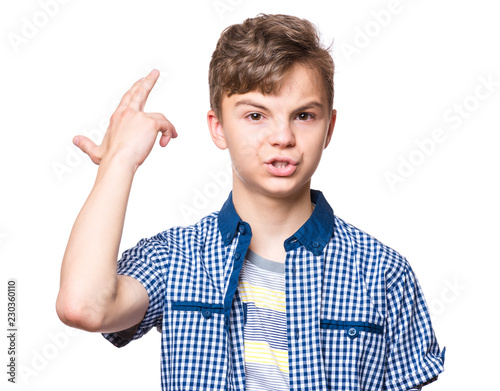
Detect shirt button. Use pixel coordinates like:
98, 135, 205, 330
347, 327, 358, 339
202, 309, 212, 319
238, 225, 245, 234
313, 241, 319, 248
295, 329, 300, 340
235, 252, 241, 260
226, 233, 231, 240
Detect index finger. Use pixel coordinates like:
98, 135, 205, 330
128, 69, 160, 111
115, 76, 147, 113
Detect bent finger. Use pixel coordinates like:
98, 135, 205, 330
148, 114, 178, 145
149, 113, 178, 138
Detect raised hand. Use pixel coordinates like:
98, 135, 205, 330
57, 71, 178, 333
73, 69, 177, 170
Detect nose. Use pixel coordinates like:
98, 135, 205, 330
267, 120, 296, 149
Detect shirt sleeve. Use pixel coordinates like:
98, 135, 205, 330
102, 234, 168, 348
383, 261, 445, 391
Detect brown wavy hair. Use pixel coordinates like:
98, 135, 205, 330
209, 13, 334, 120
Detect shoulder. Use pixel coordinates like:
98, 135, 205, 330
331, 215, 410, 290
152, 211, 221, 249
122, 211, 221, 261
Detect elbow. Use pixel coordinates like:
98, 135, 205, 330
56, 293, 104, 332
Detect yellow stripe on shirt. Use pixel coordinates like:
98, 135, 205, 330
238, 281, 286, 313
244, 341, 289, 374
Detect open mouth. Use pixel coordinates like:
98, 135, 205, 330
265, 158, 298, 176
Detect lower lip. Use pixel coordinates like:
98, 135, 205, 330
265, 163, 297, 177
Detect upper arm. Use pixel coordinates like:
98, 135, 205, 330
102, 235, 168, 346
99, 275, 149, 334
384, 262, 445, 390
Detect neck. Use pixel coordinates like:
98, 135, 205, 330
232, 181, 313, 262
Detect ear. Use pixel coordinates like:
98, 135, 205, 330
207, 110, 228, 150
324, 109, 336, 149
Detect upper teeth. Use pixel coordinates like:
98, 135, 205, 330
273, 162, 288, 168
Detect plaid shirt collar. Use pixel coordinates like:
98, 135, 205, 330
218, 189, 335, 255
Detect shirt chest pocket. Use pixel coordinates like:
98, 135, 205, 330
168, 301, 228, 339
320, 319, 386, 389
166, 301, 230, 388
171, 301, 225, 319
320, 319, 383, 339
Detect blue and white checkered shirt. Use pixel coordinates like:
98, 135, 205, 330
103, 190, 445, 390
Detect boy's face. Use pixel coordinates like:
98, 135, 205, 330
208, 64, 336, 199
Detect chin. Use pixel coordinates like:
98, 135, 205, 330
259, 179, 311, 199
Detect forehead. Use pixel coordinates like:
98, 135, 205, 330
223, 64, 328, 111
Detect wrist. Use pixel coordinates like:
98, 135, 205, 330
99, 150, 140, 175
95, 152, 139, 186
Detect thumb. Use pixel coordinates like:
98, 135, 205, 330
73, 136, 100, 164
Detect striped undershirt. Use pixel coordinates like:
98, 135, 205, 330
238, 249, 289, 390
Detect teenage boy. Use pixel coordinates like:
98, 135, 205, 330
57, 14, 445, 391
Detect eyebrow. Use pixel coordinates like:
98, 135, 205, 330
294, 101, 326, 112
234, 99, 325, 113
234, 99, 268, 111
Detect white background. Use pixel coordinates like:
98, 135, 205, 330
1, 0, 499, 389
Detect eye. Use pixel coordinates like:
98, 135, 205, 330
248, 113, 263, 121
297, 112, 314, 121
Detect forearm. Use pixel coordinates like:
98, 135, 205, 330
57, 156, 136, 330
56, 70, 175, 331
